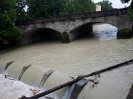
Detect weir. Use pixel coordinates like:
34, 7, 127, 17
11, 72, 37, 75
62, 79, 88, 99
38, 69, 54, 89
1, 61, 89, 99
1, 59, 133, 99
18, 64, 32, 80
2, 61, 14, 74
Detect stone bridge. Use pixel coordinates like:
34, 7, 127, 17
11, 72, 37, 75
15, 8, 133, 44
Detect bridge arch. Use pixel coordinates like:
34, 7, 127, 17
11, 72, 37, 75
16, 8, 133, 43
21, 28, 61, 45
69, 22, 100, 41
68, 22, 118, 41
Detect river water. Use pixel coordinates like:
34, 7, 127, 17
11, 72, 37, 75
0, 24, 133, 99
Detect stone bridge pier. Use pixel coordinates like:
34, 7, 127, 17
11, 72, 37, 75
15, 8, 133, 45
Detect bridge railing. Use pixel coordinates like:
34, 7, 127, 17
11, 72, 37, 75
15, 8, 128, 26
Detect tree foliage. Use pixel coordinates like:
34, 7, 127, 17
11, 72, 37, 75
97, 0, 113, 10
27, 0, 53, 18
0, 0, 21, 44
121, 0, 131, 3
121, 0, 133, 20
18, 0, 96, 18
14, 0, 133, 20
127, 8, 133, 20
57, 0, 96, 15
121, 0, 133, 9
15, 0, 29, 20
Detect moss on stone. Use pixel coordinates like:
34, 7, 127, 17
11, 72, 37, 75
117, 28, 132, 39
61, 32, 70, 43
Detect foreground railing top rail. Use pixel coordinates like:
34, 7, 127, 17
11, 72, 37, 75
15, 8, 128, 26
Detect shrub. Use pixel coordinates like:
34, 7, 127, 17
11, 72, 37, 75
117, 28, 132, 39
0, 0, 21, 45
61, 32, 70, 43
0, 14, 21, 44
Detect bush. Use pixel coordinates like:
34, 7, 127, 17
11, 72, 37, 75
0, 14, 21, 44
0, 0, 21, 45
61, 32, 70, 43
117, 28, 132, 39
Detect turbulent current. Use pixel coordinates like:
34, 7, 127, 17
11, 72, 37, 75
0, 23, 133, 99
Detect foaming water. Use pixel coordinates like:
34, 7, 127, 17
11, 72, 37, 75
0, 74, 58, 99
93, 23, 117, 40
0, 36, 133, 98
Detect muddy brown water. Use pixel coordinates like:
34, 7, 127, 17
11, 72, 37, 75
0, 36, 133, 99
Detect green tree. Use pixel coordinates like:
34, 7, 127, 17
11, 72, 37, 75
27, 0, 53, 18
121, 0, 133, 20
26, 0, 96, 17
72, 0, 96, 14
97, 0, 113, 10
60, 0, 96, 15
15, 0, 29, 20
121, 0, 133, 8
53, 0, 70, 15
27, 0, 66, 17
59, 0, 75, 15
0, 0, 21, 45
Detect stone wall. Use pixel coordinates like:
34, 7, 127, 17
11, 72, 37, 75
16, 8, 133, 43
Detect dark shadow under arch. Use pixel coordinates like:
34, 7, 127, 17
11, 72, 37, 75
69, 22, 101, 41
21, 28, 61, 45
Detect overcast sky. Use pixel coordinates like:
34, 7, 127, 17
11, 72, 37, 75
93, 0, 131, 8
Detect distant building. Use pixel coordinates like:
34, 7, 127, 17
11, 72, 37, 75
96, 4, 101, 11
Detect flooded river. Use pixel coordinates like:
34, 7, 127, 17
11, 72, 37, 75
0, 24, 133, 99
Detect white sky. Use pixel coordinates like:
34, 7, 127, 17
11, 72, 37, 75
93, 0, 131, 8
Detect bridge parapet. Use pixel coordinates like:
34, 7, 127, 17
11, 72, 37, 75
15, 8, 128, 26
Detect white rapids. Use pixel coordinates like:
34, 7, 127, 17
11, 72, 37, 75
0, 74, 58, 99
93, 23, 118, 40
